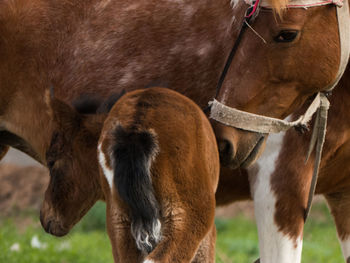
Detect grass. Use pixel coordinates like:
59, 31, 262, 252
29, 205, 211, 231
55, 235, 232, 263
0, 201, 344, 263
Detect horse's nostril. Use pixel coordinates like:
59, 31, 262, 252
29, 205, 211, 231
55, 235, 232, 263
217, 139, 235, 167
45, 220, 52, 234
218, 139, 233, 157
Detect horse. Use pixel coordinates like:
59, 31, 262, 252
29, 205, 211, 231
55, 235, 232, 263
209, 0, 350, 261
0, 0, 251, 235
44, 87, 219, 263
7, 0, 345, 261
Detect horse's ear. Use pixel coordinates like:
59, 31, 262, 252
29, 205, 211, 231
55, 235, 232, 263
45, 90, 82, 134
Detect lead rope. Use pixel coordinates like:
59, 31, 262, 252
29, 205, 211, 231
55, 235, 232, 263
251, 95, 329, 262
304, 94, 330, 220
305, 0, 349, 220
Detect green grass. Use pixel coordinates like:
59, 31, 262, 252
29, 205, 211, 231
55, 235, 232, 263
0, 201, 344, 263
0, 202, 112, 263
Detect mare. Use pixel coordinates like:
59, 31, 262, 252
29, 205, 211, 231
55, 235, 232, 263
5, 0, 345, 262
0, 0, 251, 235
210, 0, 350, 261
45, 87, 219, 263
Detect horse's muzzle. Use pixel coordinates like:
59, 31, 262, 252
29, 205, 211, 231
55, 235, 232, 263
40, 210, 70, 237
212, 120, 266, 168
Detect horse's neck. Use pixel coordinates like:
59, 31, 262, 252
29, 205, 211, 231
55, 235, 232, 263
326, 64, 350, 139
1, 88, 52, 164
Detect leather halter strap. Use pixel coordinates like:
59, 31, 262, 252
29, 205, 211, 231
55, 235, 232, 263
210, 93, 328, 134
209, 0, 350, 220
247, 0, 344, 8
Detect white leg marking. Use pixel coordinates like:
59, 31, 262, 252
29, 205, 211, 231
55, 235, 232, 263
98, 143, 114, 190
143, 260, 155, 263
249, 132, 302, 263
340, 237, 350, 261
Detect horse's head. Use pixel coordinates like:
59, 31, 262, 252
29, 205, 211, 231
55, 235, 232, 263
40, 95, 107, 236
212, 0, 345, 168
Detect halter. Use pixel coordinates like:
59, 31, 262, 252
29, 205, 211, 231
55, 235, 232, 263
209, 0, 350, 220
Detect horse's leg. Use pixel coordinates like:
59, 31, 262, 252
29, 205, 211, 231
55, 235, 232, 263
318, 138, 350, 262
106, 201, 142, 263
250, 132, 313, 263
325, 191, 350, 262
191, 224, 216, 263
144, 197, 216, 263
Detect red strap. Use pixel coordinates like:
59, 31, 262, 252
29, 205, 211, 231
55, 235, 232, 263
245, 0, 261, 18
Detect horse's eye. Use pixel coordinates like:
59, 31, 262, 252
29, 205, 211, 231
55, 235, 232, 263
274, 30, 299, 43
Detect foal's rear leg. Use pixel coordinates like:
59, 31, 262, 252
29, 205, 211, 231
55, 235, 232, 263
325, 190, 350, 262
144, 198, 216, 263
191, 224, 216, 263
106, 201, 143, 263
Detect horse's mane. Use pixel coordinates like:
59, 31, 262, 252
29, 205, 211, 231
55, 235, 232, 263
96, 90, 126, 114
232, 0, 288, 16
72, 90, 126, 115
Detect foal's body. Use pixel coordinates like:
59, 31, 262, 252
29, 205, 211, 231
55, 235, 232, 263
99, 88, 219, 263
47, 87, 219, 263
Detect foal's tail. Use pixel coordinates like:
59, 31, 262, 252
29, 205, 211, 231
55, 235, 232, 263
110, 125, 161, 254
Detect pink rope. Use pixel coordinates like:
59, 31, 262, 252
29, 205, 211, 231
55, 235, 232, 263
245, 0, 261, 18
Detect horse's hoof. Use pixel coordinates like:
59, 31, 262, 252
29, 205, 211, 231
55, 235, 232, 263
254, 258, 260, 263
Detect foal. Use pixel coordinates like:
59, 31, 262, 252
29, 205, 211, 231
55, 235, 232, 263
47, 87, 219, 263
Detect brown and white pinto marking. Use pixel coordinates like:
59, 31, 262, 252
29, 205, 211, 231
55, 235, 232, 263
46, 87, 219, 263
210, 0, 350, 262
0, 0, 251, 235
4, 0, 349, 261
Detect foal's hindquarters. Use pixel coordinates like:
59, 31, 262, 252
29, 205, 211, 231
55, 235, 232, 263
98, 87, 219, 263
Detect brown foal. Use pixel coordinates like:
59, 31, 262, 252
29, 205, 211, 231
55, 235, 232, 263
46, 88, 219, 263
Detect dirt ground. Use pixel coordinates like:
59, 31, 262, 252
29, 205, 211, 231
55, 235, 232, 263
0, 163, 49, 217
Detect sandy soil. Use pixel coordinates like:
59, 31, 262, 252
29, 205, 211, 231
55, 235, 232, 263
2, 148, 41, 167
0, 163, 48, 217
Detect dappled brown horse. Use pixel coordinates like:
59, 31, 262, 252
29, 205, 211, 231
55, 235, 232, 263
4, 1, 348, 262
0, 0, 251, 235
45, 87, 219, 263
210, 0, 350, 261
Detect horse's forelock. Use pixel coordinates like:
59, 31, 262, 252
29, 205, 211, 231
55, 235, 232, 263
233, 0, 287, 16
266, 0, 288, 14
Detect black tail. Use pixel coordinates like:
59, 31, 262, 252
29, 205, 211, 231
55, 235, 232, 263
110, 125, 161, 253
